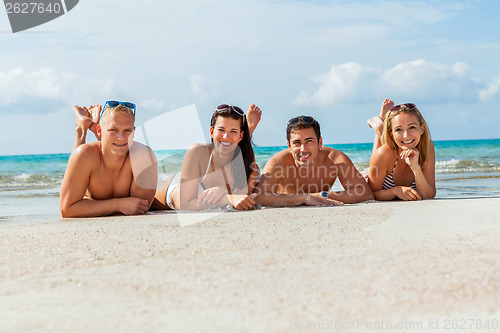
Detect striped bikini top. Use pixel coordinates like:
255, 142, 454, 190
382, 158, 417, 190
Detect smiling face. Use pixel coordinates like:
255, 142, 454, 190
390, 113, 424, 150
287, 127, 323, 167
210, 116, 244, 155
97, 111, 135, 156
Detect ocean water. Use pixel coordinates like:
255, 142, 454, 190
1, 139, 499, 224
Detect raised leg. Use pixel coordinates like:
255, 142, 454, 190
367, 99, 394, 153
246, 104, 262, 138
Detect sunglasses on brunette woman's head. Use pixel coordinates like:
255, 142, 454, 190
390, 103, 416, 112
215, 104, 245, 116
100, 100, 136, 120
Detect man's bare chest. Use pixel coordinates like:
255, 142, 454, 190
87, 167, 133, 199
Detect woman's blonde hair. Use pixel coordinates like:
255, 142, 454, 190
381, 104, 431, 167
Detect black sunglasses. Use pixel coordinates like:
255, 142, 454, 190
287, 115, 315, 128
216, 104, 245, 116
390, 103, 416, 112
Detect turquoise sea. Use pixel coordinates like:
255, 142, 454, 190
1, 139, 499, 225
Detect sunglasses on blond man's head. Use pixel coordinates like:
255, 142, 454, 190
100, 100, 136, 121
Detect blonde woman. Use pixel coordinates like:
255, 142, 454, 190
367, 99, 436, 201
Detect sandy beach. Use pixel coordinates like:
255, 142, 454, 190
1, 197, 499, 332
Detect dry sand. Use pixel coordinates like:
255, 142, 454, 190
1, 198, 500, 332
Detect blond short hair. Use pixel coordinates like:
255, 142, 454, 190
100, 105, 135, 126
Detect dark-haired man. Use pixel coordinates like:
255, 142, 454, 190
255, 116, 373, 206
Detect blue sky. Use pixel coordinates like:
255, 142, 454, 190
1, 0, 499, 155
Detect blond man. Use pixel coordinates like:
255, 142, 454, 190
60, 101, 157, 217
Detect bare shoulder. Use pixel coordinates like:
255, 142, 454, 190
370, 144, 396, 170
186, 143, 210, 154
321, 146, 351, 164
181, 143, 210, 176
130, 141, 154, 153
374, 144, 396, 159
129, 141, 157, 162
263, 148, 293, 170
428, 140, 435, 152
182, 143, 211, 162
424, 140, 436, 167
64, 142, 101, 179
71, 142, 101, 164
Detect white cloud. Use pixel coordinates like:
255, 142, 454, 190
0, 68, 114, 113
383, 60, 479, 102
189, 75, 218, 100
294, 63, 380, 106
479, 76, 500, 101
295, 60, 485, 107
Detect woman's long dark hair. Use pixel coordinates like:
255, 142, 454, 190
210, 106, 255, 190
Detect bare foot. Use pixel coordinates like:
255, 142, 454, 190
247, 104, 262, 137
367, 98, 394, 136
87, 104, 102, 137
380, 98, 394, 119
73, 105, 101, 139
73, 105, 93, 131
367, 116, 384, 136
